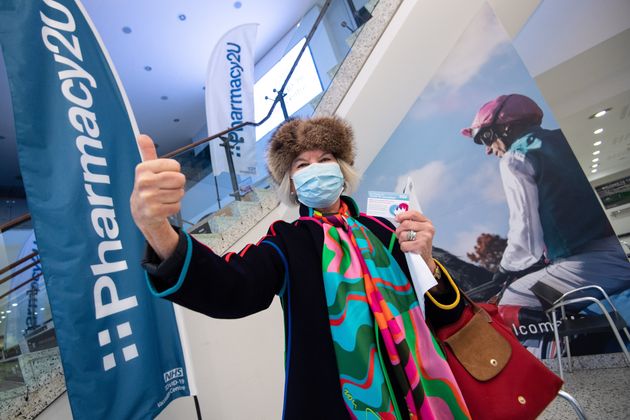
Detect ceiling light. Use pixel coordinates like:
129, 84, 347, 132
122, 26, 132, 34
589, 108, 612, 119
41, 307, 45, 311
591, 169, 598, 173
1, 316, 5, 319
592, 158, 599, 163
593, 140, 602, 146
5, 310, 10, 313
173, 118, 180, 122
233, 1, 242, 9
178, 14, 186, 21
35, 312, 38, 315
592, 164, 598, 168
144, 65, 152, 71
11, 303, 17, 307
161, 95, 168, 100
593, 150, 600, 155
594, 128, 603, 135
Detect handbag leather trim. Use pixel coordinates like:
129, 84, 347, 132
444, 309, 512, 381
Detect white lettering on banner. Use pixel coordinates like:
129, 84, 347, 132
39, 0, 139, 372
226, 42, 245, 158
157, 370, 187, 408
163, 367, 184, 382
511, 319, 561, 337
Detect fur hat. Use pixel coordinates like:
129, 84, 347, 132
266, 116, 356, 183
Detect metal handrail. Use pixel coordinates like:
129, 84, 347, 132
0, 258, 40, 287
0, 251, 38, 276
0, 271, 43, 301
0, 212, 31, 232
1, 0, 335, 232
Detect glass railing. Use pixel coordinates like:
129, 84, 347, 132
0, 0, 381, 417
0, 216, 63, 418
168, 0, 379, 231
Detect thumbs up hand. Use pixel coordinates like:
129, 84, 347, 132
130, 134, 185, 259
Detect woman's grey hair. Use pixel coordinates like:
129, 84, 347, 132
275, 159, 360, 206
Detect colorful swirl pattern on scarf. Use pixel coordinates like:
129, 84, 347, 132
313, 206, 470, 419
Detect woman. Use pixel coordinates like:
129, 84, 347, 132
131, 116, 470, 419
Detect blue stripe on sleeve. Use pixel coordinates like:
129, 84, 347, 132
261, 240, 289, 297
146, 231, 193, 298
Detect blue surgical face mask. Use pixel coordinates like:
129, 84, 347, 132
292, 162, 344, 209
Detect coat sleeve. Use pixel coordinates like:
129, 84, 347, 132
142, 224, 288, 319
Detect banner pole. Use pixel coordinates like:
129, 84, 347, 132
220, 136, 242, 201
194, 395, 203, 420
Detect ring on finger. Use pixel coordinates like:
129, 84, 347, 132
406, 230, 417, 241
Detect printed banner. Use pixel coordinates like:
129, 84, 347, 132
0, 0, 195, 418
356, 4, 630, 360
205, 23, 258, 176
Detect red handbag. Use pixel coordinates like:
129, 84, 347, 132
433, 293, 563, 420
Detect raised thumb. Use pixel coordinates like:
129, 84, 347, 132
137, 134, 158, 161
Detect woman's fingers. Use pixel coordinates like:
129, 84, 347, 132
130, 135, 186, 231
393, 210, 436, 268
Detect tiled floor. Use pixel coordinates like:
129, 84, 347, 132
539, 367, 630, 419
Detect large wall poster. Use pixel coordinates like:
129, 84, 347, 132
357, 4, 630, 359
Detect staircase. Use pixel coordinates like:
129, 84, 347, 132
187, 184, 279, 255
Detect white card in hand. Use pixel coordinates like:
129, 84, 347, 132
366, 191, 409, 220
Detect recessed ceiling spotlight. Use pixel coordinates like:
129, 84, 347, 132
593, 150, 600, 155
122, 26, 132, 34
589, 107, 612, 119
592, 158, 599, 163
5, 310, 10, 314
41, 307, 45, 311
161, 95, 168, 100
591, 169, 598, 173
593, 128, 604, 135
233, 1, 242, 9
593, 140, 602, 146
11, 303, 17, 307
178, 14, 186, 21
592, 164, 598, 168
144, 65, 152, 71
174, 118, 180, 123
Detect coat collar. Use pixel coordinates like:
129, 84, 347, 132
298, 195, 360, 218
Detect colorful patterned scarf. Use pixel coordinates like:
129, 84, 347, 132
308, 202, 470, 419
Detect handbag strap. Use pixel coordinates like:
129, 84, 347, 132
460, 289, 492, 322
